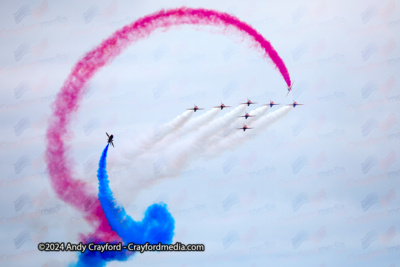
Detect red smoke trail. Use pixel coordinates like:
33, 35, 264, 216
45, 7, 291, 241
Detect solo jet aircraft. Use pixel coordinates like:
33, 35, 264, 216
106, 132, 114, 147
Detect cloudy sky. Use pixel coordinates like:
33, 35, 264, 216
0, 0, 399, 266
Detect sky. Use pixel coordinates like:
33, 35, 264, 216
0, 0, 399, 266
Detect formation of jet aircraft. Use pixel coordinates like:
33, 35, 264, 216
108, 83, 302, 142
184, 97, 304, 135
186, 98, 301, 112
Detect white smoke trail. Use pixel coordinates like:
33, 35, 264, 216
178, 108, 220, 136
252, 106, 291, 133
220, 104, 250, 128
213, 105, 268, 141
202, 106, 291, 157
160, 106, 283, 175
190, 105, 247, 137
249, 105, 270, 117
114, 105, 291, 202
123, 110, 193, 159
122, 108, 221, 160
130, 107, 228, 157
122, 105, 286, 175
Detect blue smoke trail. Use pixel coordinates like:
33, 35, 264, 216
76, 144, 175, 266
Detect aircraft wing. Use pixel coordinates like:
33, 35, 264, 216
111, 141, 114, 147
106, 132, 109, 137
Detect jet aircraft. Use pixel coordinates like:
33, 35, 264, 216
214, 103, 231, 110
287, 101, 304, 108
238, 125, 253, 131
268, 100, 280, 108
286, 81, 294, 97
187, 105, 204, 112
106, 132, 114, 147
241, 99, 257, 106
239, 112, 255, 119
